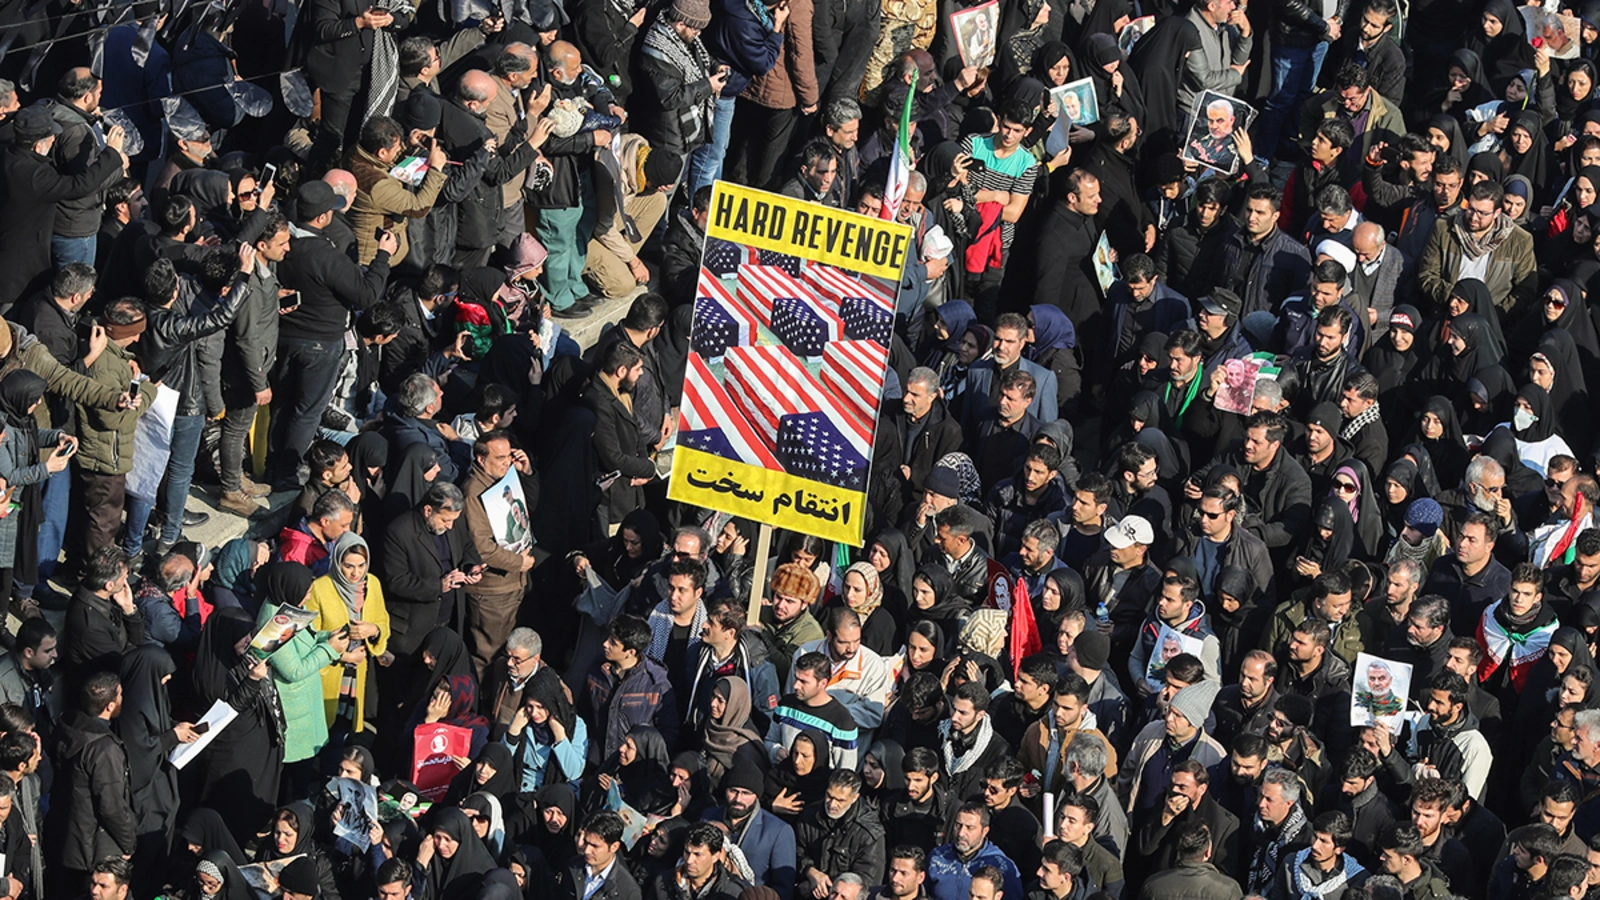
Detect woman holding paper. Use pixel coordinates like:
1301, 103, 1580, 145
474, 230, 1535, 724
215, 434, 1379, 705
255, 561, 352, 802
190, 608, 284, 845
306, 532, 391, 736
117, 645, 201, 895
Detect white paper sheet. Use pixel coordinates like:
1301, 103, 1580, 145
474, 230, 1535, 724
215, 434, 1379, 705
169, 700, 240, 770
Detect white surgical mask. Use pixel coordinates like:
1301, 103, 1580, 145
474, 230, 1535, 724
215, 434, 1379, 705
1514, 407, 1538, 431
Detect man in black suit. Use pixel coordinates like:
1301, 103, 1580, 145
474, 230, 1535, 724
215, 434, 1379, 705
375, 481, 482, 733
560, 811, 643, 900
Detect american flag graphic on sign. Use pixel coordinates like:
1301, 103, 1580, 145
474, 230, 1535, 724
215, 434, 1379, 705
806, 265, 895, 345
722, 345, 827, 448
690, 269, 757, 359
679, 352, 783, 468
741, 265, 843, 358
703, 238, 755, 276
757, 248, 804, 277
821, 339, 889, 425
778, 412, 870, 490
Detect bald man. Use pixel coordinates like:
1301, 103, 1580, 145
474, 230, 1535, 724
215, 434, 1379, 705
437, 69, 545, 269
1348, 221, 1405, 348
47, 67, 122, 268
530, 41, 618, 319
319, 169, 359, 257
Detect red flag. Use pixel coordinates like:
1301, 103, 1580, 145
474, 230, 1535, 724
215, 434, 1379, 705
1010, 577, 1042, 680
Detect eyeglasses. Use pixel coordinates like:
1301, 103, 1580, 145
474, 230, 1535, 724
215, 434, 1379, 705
238, 189, 260, 198
1548, 477, 1569, 489
1334, 481, 1358, 494
1199, 510, 1224, 520
1548, 297, 1568, 309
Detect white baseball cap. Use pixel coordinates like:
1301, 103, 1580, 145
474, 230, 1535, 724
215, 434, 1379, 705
1104, 515, 1154, 549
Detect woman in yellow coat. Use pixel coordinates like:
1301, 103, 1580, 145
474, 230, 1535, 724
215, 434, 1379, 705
306, 531, 390, 733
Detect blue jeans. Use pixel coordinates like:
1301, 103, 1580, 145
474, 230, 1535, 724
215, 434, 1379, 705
158, 414, 205, 545
1257, 41, 1329, 161
50, 234, 96, 268
687, 97, 737, 196
36, 466, 69, 581
124, 496, 153, 557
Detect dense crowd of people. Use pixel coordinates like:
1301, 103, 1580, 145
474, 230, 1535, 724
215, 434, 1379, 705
3, 0, 1600, 899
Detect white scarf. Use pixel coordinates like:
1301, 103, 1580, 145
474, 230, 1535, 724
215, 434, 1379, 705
941, 714, 996, 774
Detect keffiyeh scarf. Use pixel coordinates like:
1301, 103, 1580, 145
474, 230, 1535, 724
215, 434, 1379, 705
646, 599, 707, 665
1289, 848, 1365, 900
641, 19, 716, 146
1341, 403, 1381, 442
1249, 803, 1308, 894
941, 713, 997, 775
364, 0, 417, 121
1455, 210, 1517, 259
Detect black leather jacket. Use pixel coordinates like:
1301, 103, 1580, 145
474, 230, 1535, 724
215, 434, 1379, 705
140, 275, 249, 417
1270, 0, 1345, 48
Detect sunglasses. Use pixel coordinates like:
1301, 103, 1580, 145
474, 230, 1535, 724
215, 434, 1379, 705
1335, 481, 1358, 493
238, 189, 260, 198
1548, 477, 1568, 488
1199, 510, 1225, 520
1548, 297, 1568, 309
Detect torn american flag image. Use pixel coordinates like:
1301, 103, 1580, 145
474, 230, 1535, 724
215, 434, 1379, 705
690, 268, 758, 359
678, 351, 783, 468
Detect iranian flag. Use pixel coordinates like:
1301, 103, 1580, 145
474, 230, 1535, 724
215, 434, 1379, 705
881, 70, 918, 222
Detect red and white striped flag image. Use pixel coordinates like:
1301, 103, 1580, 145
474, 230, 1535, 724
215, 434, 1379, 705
739, 265, 843, 358
678, 351, 782, 468
690, 268, 759, 360
821, 339, 889, 426
723, 344, 828, 448
805, 265, 894, 346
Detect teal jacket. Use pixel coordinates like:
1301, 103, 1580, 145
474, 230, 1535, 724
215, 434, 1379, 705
256, 602, 339, 763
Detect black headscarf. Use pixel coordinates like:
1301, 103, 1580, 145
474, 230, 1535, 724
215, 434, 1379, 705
179, 809, 247, 865
613, 725, 676, 816
1450, 313, 1509, 382
414, 627, 474, 708
345, 431, 389, 505
429, 807, 498, 900
386, 442, 442, 516
255, 561, 315, 610
1128, 12, 1201, 139
0, 370, 43, 449
762, 728, 832, 820
528, 783, 577, 868
1428, 114, 1470, 170
1506, 110, 1555, 195
1415, 397, 1470, 489
118, 645, 178, 800
260, 802, 318, 860
1514, 383, 1561, 443
1468, 150, 1506, 185
197, 848, 254, 900
1481, 425, 1548, 496
448, 742, 518, 804
1302, 496, 1356, 569
908, 563, 967, 641
1470, 0, 1535, 90
869, 529, 916, 614
1562, 60, 1599, 121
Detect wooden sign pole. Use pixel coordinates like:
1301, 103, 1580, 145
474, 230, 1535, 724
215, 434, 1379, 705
747, 523, 774, 624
